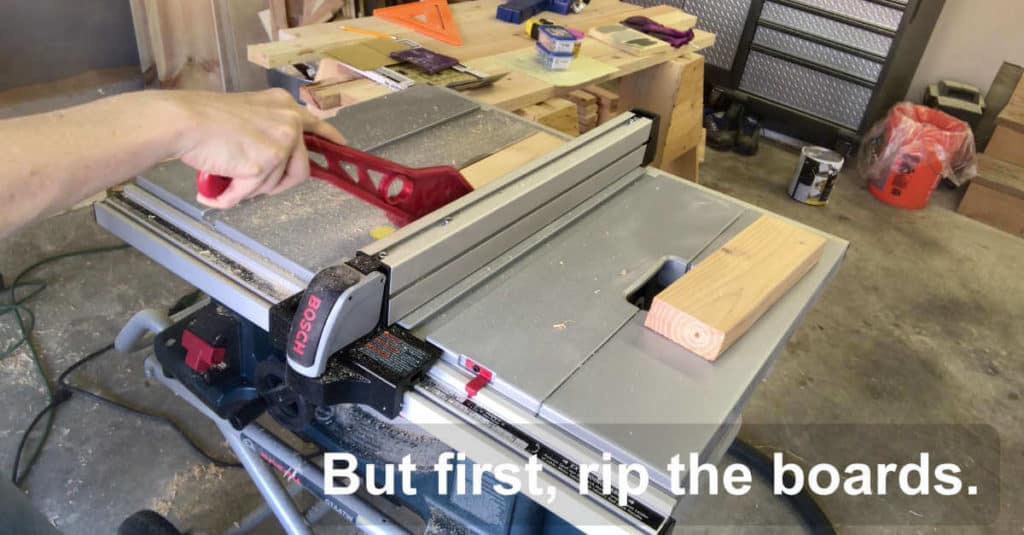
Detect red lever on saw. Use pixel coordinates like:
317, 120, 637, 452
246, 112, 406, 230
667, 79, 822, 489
196, 134, 473, 226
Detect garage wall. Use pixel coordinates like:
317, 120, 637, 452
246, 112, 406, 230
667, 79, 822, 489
907, 0, 1024, 100
0, 0, 139, 92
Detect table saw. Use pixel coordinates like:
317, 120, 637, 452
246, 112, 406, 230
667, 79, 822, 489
94, 86, 846, 533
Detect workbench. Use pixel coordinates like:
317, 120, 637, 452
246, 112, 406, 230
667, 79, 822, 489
247, 0, 715, 181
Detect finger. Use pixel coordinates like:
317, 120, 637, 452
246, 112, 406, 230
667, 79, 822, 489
270, 140, 311, 196
299, 107, 346, 144
252, 158, 289, 197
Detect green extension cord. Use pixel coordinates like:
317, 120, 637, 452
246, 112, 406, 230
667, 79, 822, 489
0, 243, 130, 485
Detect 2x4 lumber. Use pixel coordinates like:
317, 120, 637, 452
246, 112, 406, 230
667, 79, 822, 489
645, 215, 827, 361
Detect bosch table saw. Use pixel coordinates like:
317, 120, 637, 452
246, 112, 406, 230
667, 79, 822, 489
95, 86, 846, 533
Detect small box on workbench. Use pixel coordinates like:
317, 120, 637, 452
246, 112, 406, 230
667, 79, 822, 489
536, 43, 574, 70
537, 25, 577, 54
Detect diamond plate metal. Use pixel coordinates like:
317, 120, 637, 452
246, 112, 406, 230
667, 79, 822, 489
753, 26, 883, 81
788, 0, 904, 31
740, 51, 872, 129
626, 0, 753, 69
760, 1, 893, 56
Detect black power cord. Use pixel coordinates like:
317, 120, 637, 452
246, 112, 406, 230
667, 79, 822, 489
5, 244, 242, 486
728, 437, 837, 534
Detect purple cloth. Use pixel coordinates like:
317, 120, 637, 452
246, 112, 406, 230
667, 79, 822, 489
390, 48, 459, 75
621, 16, 695, 48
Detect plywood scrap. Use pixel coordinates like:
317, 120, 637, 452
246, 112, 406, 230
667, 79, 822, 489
460, 132, 565, 189
645, 215, 827, 361
588, 23, 671, 56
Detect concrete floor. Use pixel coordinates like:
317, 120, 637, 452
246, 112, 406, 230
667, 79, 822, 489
0, 140, 1020, 534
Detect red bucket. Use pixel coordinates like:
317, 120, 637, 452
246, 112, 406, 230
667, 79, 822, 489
864, 104, 974, 210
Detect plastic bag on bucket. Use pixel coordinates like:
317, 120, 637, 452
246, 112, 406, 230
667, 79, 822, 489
858, 103, 977, 209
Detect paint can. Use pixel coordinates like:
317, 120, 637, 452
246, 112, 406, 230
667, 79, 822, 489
787, 146, 845, 206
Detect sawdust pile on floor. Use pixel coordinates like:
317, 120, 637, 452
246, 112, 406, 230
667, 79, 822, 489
149, 463, 226, 517
0, 350, 44, 389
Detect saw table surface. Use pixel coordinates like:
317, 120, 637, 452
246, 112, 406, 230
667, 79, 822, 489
135, 86, 544, 283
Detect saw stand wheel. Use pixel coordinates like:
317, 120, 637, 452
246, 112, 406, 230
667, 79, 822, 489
255, 359, 317, 432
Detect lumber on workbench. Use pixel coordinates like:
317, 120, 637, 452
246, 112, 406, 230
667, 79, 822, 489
566, 90, 599, 133
645, 215, 826, 361
585, 85, 619, 124
516, 98, 580, 137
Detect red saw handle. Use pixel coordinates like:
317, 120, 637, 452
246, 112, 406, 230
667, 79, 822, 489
196, 134, 473, 226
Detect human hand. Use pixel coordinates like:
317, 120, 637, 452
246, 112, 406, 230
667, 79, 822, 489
164, 88, 345, 209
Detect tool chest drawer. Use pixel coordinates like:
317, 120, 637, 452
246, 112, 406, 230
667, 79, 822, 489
759, 1, 894, 57
739, 50, 873, 129
751, 26, 884, 83
781, 0, 904, 31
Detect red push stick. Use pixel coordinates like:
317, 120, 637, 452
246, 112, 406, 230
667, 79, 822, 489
196, 134, 473, 226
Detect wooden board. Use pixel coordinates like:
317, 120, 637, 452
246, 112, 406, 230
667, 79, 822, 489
516, 98, 579, 136
958, 154, 1024, 237
973, 154, 1024, 198
996, 73, 1024, 132
588, 23, 672, 56
490, 50, 618, 88
566, 89, 597, 107
985, 124, 1024, 168
958, 182, 1024, 237
644, 215, 827, 361
585, 84, 619, 124
460, 132, 565, 189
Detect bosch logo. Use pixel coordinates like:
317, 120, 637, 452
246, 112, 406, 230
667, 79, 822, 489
292, 294, 322, 356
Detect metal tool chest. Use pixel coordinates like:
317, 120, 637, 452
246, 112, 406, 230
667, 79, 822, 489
629, 0, 945, 150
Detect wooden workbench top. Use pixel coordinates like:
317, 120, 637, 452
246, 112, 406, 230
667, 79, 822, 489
247, 0, 715, 110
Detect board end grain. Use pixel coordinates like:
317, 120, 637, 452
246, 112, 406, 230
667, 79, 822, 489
644, 215, 827, 361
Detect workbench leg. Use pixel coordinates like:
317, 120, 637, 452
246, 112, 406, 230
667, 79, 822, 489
662, 146, 700, 183
618, 53, 705, 182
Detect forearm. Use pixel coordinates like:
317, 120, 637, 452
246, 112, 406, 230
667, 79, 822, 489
0, 91, 185, 239
0, 87, 344, 240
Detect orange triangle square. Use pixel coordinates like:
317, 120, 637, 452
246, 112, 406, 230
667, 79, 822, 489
374, 0, 463, 46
